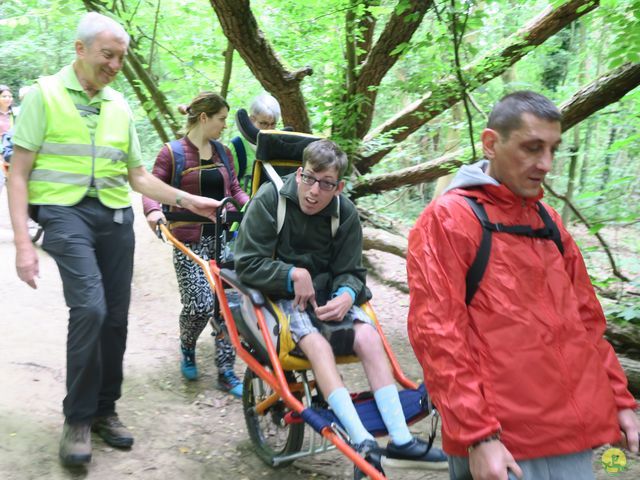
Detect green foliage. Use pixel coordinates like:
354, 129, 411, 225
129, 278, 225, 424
600, 0, 640, 67
0, 1, 83, 89
605, 297, 640, 325
0, 0, 638, 296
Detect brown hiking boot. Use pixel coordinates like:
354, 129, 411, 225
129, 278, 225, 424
92, 414, 134, 448
59, 421, 92, 466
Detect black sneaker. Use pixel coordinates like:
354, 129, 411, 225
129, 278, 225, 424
59, 421, 92, 466
92, 414, 134, 448
384, 437, 448, 470
353, 439, 385, 479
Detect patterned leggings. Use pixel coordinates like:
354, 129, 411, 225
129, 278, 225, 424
173, 235, 236, 373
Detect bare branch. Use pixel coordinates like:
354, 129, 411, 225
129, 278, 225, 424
134, 27, 217, 85
350, 61, 640, 198
147, 0, 161, 72
353, 0, 433, 138
209, 0, 312, 132
356, 0, 600, 173
543, 182, 629, 282
220, 42, 233, 99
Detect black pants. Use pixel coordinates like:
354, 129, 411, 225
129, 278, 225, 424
38, 197, 135, 423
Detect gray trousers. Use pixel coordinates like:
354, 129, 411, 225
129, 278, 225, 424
448, 449, 594, 480
38, 197, 134, 423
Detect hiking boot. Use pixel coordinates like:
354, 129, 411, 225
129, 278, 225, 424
384, 437, 448, 470
59, 421, 92, 466
92, 414, 134, 448
217, 370, 243, 398
353, 438, 385, 480
181, 345, 198, 380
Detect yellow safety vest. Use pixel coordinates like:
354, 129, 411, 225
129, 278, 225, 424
28, 74, 131, 208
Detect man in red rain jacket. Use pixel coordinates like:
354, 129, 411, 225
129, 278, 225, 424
407, 91, 638, 480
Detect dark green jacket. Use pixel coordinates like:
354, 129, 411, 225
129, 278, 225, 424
234, 173, 370, 303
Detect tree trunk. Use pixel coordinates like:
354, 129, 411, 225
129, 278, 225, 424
82, 0, 181, 139
121, 62, 170, 144
562, 140, 579, 224
362, 227, 407, 258
601, 125, 617, 191
209, 0, 313, 132
355, 0, 600, 174
561, 20, 586, 222
579, 18, 605, 192
350, 61, 640, 199
124, 50, 182, 137
617, 356, 640, 398
351, 0, 432, 140
606, 323, 640, 361
220, 42, 234, 99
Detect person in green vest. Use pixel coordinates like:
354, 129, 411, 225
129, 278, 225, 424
7, 12, 221, 469
230, 92, 281, 191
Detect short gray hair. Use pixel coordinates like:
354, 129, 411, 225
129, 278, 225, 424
488, 91, 561, 139
77, 12, 130, 47
250, 93, 281, 122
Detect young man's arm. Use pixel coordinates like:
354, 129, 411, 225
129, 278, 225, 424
234, 185, 294, 298
315, 200, 363, 321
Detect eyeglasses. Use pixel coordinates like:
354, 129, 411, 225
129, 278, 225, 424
256, 121, 276, 129
300, 172, 338, 191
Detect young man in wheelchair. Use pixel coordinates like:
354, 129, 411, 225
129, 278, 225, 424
233, 139, 447, 476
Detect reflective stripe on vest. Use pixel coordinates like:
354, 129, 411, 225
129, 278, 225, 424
28, 73, 131, 208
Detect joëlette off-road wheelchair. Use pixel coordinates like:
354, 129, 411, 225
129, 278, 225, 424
158, 118, 440, 480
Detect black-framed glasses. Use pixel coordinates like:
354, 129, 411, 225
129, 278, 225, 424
256, 120, 276, 129
300, 172, 338, 191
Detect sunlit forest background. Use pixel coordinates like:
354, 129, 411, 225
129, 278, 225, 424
1, 0, 639, 345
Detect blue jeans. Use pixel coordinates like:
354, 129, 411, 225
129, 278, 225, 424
449, 449, 594, 480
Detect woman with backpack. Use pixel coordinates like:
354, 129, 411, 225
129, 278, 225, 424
143, 92, 249, 397
0, 85, 16, 194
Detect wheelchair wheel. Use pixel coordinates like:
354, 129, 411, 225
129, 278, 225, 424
243, 367, 305, 467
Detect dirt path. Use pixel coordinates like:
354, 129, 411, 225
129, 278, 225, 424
0, 192, 638, 479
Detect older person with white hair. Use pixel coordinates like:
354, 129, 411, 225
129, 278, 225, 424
229, 92, 282, 189
8, 12, 221, 467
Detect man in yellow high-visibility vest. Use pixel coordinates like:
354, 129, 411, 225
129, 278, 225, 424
7, 12, 221, 468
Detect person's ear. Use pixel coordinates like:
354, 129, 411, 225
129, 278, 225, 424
75, 40, 85, 57
335, 180, 345, 196
481, 128, 500, 160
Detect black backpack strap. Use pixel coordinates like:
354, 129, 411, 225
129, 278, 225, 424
536, 202, 564, 255
163, 140, 185, 215
463, 196, 492, 306
230, 136, 247, 180
462, 196, 565, 305
211, 140, 232, 178
169, 139, 185, 188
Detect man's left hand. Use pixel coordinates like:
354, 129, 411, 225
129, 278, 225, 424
617, 408, 640, 453
314, 292, 353, 322
183, 194, 221, 221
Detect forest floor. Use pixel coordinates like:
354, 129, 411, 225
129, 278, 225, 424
0, 192, 639, 480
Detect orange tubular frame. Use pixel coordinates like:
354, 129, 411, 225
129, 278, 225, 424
158, 222, 421, 480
